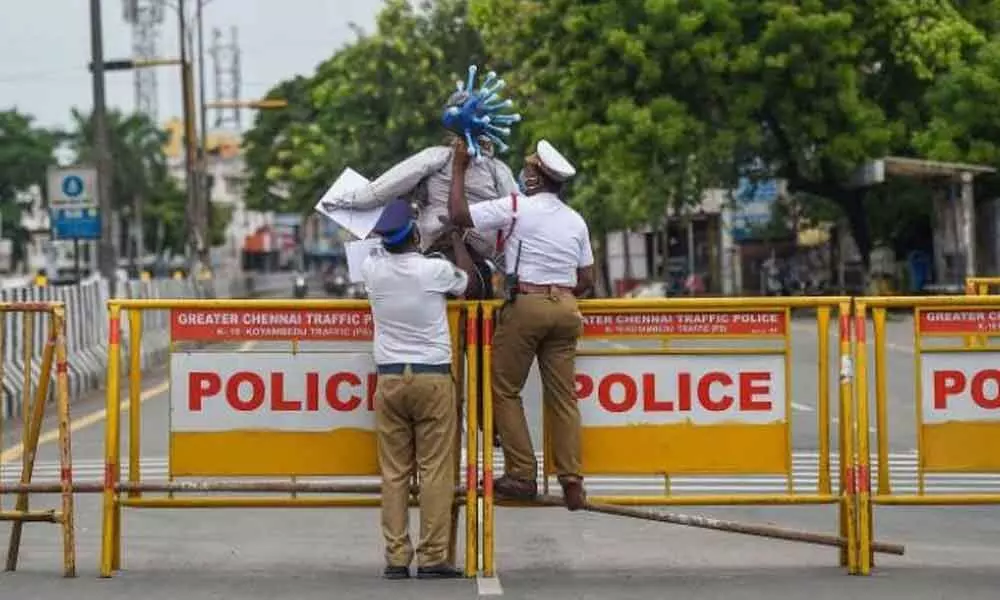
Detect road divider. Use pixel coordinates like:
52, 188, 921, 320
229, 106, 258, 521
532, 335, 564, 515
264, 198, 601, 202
1, 271, 293, 421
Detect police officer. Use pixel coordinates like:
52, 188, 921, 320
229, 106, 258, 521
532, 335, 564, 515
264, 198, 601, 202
362, 197, 474, 579
445, 138, 595, 511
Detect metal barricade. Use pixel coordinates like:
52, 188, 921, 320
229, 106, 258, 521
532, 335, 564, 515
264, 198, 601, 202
477, 296, 881, 576
855, 294, 1000, 575
964, 277, 1000, 347
0, 301, 76, 577
98, 298, 479, 578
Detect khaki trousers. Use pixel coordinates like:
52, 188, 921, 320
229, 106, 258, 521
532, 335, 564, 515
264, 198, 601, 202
376, 369, 458, 568
491, 292, 582, 481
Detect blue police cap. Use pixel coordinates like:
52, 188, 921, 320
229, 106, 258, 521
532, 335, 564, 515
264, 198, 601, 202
372, 198, 415, 246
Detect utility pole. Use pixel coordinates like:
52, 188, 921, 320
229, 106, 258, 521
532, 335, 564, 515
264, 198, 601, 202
177, 0, 201, 272
89, 0, 118, 292
196, 0, 211, 271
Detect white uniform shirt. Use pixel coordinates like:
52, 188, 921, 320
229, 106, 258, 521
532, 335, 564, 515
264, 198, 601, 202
361, 251, 468, 366
469, 192, 594, 287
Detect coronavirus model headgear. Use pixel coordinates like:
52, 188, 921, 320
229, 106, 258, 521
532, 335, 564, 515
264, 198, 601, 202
441, 65, 522, 160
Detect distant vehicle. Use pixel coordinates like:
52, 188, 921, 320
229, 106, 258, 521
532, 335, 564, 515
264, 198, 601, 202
293, 272, 307, 298
323, 264, 350, 297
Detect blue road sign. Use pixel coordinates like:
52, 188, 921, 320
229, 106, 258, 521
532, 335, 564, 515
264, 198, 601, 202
50, 207, 101, 240
61, 174, 85, 199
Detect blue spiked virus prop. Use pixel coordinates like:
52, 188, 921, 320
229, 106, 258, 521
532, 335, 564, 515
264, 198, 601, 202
442, 65, 522, 159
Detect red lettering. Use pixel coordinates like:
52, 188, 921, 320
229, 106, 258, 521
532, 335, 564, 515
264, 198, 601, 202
933, 370, 965, 409
326, 372, 362, 411
642, 373, 673, 411
575, 374, 593, 400
270, 373, 301, 411
598, 373, 636, 412
677, 373, 692, 411
188, 372, 220, 411
739, 372, 772, 411
306, 372, 319, 411
971, 369, 1000, 409
698, 372, 733, 411
226, 372, 265, 411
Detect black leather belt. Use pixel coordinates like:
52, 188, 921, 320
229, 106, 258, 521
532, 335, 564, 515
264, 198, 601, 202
376, 363, 451, 375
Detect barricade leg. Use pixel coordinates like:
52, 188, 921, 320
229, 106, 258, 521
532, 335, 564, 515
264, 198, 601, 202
128, 311, 142, 501
1, 305, 76, 577
481, 304, 495, 578
837, 303, 859, 573
53, 306, 77, 577
464, 305, 480, 577
6, 313, 51, 571
447, 307, 465, 570
100, 307, 123, 578
853, 303, 873, 575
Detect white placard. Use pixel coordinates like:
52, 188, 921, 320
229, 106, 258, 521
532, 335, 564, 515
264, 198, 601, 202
345, 238, 384, 283
521, 354, 786, 428
313, 168, 384, 240
921, 351, 1000, 423
170, 352, 377, 432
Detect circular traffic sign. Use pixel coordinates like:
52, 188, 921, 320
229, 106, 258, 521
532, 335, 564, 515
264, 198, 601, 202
61, 175, 85, 198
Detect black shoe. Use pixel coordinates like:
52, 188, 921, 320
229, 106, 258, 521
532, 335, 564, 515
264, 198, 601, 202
416, 564, 464, 579
383, 565, 410, 579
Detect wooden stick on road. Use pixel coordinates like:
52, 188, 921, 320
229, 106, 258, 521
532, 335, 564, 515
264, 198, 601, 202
532, 495, 906, 556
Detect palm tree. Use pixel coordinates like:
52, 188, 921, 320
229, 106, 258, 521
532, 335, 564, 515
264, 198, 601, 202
65, 109, 182, 270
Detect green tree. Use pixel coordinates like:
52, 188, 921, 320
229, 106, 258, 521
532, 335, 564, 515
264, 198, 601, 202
470, 0, 988, 268
0, 109, 59, 269
242, 0, 490, 215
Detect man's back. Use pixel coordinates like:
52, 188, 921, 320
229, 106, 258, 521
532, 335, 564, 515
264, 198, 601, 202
473, 191, 592, 287
362, 252, 468, 365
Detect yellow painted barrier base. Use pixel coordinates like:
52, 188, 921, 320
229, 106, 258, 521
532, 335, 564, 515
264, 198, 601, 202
578, 423, 788, 474
169, 430, 378, 476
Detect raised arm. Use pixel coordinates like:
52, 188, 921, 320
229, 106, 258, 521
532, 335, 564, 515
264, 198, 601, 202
447, 141, 474, 228
448, 139, 516, 232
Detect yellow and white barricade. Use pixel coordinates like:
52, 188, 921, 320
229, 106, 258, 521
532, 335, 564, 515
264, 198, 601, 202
855, 295, 1000, 575
478, 296, 859, 576
99, 298, 479, 578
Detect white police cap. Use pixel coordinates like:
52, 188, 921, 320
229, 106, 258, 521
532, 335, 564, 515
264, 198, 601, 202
536, 139, 576, 182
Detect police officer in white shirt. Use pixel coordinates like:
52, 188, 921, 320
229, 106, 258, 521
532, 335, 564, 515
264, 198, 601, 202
362, 197, 475, 579
445, 138, 595, 511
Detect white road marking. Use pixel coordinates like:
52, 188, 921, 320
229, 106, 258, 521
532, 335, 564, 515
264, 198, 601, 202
477, 574, 504, 596
18, 451, 1000, 495
791, 402, 814, 412
831, 417, 876, 433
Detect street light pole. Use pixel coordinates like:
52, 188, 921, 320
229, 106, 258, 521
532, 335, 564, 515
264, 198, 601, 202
88, 0, 118, 292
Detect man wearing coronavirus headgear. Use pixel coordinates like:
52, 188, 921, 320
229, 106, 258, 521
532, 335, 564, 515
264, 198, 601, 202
362, 197, 475, 580
445, 136, 595, 512
320, 66, 521, 300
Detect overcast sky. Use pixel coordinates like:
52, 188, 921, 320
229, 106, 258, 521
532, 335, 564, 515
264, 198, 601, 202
0, 0, 385, 131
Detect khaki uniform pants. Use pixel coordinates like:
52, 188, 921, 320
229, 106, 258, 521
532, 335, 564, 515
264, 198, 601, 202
376, 369, 458, 568
492, 292, 582, 481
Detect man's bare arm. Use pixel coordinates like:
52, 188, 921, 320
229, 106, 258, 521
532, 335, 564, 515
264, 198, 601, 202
449, 231, 483, 298
447, 142, 474, 229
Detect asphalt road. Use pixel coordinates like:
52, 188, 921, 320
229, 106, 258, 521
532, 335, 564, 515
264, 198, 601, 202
2, 294, 1000, 599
